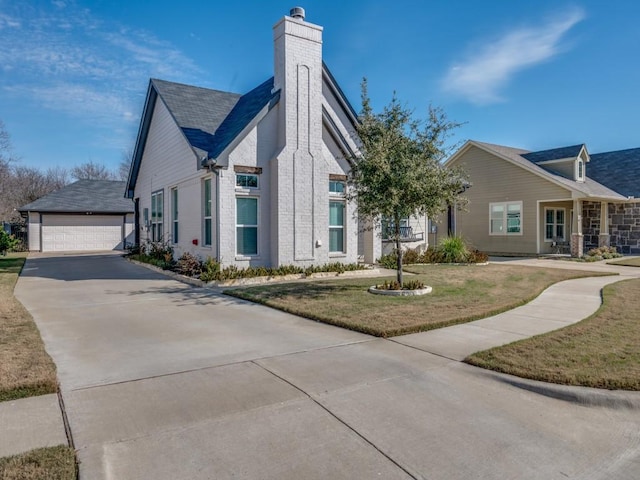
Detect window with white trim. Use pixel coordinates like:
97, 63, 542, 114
151, 190, 163, 241
577, 159, 584, 181
329, 201, 345, 252
236, 197, 258, 256
489, 201, 522, 235
545, 208, 565, 241
329, 180, 345, 195
203, 178, 212, 246
236, 174, 258, 189
171, 187, 178, 244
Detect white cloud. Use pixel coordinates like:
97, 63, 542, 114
442, 7, 586, 105
0, 3, 203, 126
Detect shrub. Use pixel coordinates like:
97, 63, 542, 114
0, 231, 19, 255
176, 252, 203, 277
200, 257, 221, 282
376, 279, 426, 290
583, 245, 622, 261
437, 235, 469, 263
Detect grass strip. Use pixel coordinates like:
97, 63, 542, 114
607, 257, 640, 267
466, 278, 640, 390
0, 254, 58, 401
0, 446, 76, 480
225, 264, 614, 337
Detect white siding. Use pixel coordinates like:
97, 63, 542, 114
134, 99, 218, 261
27, 212, 41, 251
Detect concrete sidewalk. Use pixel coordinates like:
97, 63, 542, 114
0, 394, 68, 458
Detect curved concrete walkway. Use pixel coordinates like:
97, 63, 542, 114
3, 254, 640, 478
394, 273, 628, 361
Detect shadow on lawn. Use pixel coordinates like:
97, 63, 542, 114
225, 281, 365, 301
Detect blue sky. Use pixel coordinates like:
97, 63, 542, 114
1, 0, 639, 173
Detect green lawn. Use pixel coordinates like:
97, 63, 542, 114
607, 256, 640, 267
225, 264, 613, 337
466, 278, 640, 390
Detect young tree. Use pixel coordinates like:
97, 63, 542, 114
348, 81, 468, 287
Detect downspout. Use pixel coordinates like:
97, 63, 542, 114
215, 170, 221, 261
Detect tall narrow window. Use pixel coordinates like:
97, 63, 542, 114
490, 204, 504, 234
577, 159, 584, 180
329, 201, 345, 252
151, 190, 163, 241
236, 197, 258, 256
171, 187, 178, 244
489, 201, 522, 235
545, 208, 565, 241
203, 178, 212, 246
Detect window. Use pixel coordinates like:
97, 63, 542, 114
382, 217, 410, 240
577, 159, 584, 181
203, 178, 212, 246
489, 201, 522, 235
236, 197, 258, 256
329, 201, 345, 252
329, 180, 345, 194
171, 187, 178, 244
545, 208, 565, 241
151, 190, 163, 241
236, 174, 258, 189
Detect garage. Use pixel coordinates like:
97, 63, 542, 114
41, 214, 126, 252
19, 180, 135, 252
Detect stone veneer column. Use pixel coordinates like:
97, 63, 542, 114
598, 201, 610, 247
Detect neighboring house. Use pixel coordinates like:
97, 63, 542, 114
444, 141, 639, 257
19, 180, 134, 252
125, 7, 401, 267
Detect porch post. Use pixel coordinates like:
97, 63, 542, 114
362, 217, 382, 264
598, 202, 610, 247
570, 199, 584, 257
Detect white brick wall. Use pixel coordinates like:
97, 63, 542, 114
134, 12, 362, 268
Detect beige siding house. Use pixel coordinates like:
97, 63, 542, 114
445, 141, 637, 257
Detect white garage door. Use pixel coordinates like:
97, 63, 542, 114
42, 215, 124, 252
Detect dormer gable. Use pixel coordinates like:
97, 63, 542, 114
522, 144, 589, 182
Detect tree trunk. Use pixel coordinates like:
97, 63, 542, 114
395, 219, 403, 287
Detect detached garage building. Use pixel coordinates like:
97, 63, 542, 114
19, 180, 135, 252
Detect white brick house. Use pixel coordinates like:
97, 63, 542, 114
126, 7, 388, 267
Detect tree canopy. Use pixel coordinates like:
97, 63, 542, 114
348, 80, 468, 286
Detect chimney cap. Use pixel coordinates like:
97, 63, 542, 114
290, 6, 305, 20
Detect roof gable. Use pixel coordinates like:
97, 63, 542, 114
449, 140, 628, 201
19, 180, 133, 213
588, 148, 640, 198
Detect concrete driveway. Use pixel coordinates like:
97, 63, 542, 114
15, 253, 640, 479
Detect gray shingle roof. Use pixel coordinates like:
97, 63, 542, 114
472, 141, 628, 201
588, 148, 640, 198
521, 144, 585, 163
19, 180, 133, 213
151, 79, 242, 158
152, 77, 278, 160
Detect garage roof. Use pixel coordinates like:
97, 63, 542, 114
19, 180, 134, 214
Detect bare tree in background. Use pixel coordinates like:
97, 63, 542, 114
118, 149, 133, 181
70, 161, 117, 181
0, 121, 72, 221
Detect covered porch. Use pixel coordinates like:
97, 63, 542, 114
538, 198, 612, 257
